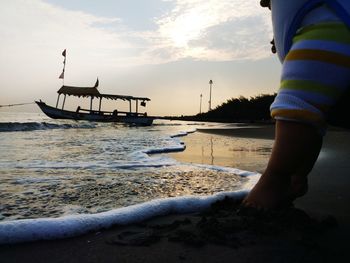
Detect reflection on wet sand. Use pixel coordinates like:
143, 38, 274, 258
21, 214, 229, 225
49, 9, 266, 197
210, 136, 214, 165
169, 131, 274, 173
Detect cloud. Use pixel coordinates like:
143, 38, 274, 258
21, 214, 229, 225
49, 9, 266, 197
0, 0, 143, 68
0, 0, 139, 104
146, 0, 272, 62
187, 16, 271, 60
0, 0, 272, 69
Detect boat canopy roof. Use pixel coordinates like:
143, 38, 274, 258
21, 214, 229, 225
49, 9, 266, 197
57, 85, 150, 101
58, 85, 100, 97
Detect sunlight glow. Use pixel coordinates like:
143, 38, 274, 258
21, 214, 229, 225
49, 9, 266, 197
164, 10, 207, 47
154, 0, 270, 60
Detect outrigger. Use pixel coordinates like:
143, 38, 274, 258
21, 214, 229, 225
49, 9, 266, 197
36, 79, 153, 126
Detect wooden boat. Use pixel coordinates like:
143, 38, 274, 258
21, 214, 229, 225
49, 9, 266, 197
36, 80, 154, 126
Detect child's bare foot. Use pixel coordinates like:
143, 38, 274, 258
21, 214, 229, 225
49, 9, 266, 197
243, 173, 292, 210
243, 174, 308, 210
288, 175, 308, 200
243, 120, 321, 210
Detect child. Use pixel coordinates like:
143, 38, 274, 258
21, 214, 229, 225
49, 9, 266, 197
243, 0, 350, 209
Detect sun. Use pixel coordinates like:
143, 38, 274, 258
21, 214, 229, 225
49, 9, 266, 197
161, 10, 207, 47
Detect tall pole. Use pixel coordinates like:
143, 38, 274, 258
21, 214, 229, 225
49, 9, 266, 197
199, 94, 202, 114
63, 53, 66, 86
208, 79, 213, 111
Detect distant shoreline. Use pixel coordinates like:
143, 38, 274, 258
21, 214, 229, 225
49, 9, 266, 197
197, 125, 275, 140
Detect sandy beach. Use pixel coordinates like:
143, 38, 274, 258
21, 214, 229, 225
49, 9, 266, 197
1, 125, 349, 262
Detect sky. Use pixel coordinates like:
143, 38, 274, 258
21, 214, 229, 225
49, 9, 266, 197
0, 0, 281, 116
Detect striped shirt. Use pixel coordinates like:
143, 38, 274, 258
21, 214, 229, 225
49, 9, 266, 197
269, 1, 350, 131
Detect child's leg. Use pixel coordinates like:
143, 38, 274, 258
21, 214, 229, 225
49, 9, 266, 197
288, 131, 323, 199
243, 120, 322, 209
245, 22, 350, 209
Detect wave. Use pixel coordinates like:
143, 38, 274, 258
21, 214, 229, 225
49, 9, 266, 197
153, 122, 204, 127
0, 122, 96, 132
0, 190, 251, 244
115, 130, 190, 168
153, 123, 183, 126
170, 129, 196, 138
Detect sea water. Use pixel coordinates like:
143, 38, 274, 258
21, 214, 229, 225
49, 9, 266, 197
0, 112, 270, 243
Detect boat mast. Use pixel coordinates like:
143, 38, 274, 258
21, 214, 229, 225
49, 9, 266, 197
59, 49, 67, 85
57, 49, 67, 108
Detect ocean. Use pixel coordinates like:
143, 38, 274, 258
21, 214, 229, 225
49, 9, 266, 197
0, 112, 270, 243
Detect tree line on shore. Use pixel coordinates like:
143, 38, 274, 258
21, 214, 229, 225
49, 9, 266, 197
164, 94, 277, 123
167, 92, 349, 128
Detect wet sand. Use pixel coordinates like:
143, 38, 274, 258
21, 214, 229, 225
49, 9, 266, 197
169, 126, 274, 173
1, 125, 350, 262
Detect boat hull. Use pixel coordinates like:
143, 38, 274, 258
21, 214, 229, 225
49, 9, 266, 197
36, 101, 154, 126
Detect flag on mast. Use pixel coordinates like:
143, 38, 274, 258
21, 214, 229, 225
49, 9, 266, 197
59, 70, 65, 79
59, 49, 66, 80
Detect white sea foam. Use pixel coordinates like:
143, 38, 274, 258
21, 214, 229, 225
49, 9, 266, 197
170, 129, 196, 138
0, 190, 250, 244
144, 144, 186, 155
190, 163, 257, 177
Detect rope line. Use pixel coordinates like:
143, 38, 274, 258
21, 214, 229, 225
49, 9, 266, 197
0, 102, 35, 108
